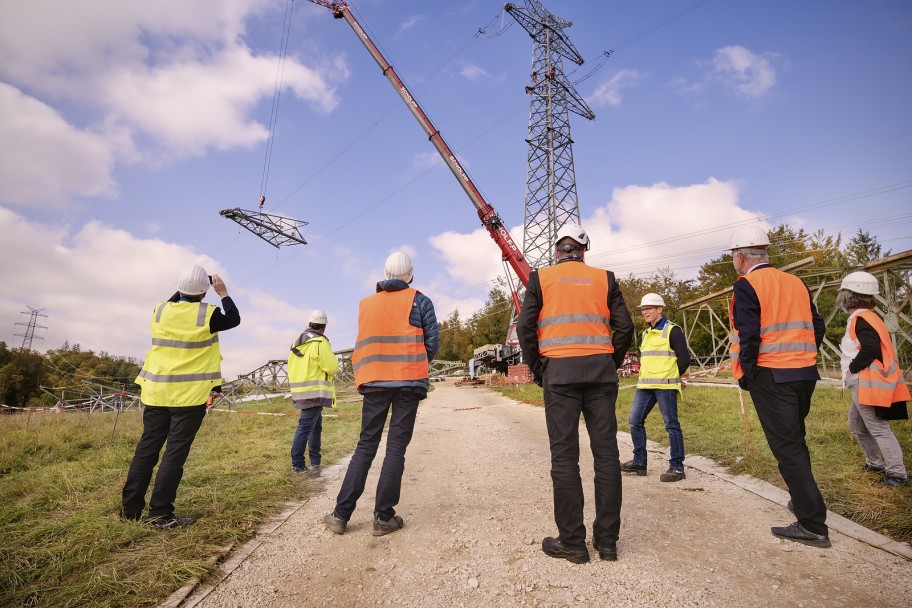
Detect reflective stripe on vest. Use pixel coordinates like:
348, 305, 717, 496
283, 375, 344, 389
288, 335, 336, 401
536, 262, 613, 358
848, 309, 911, 407
352, 288, 427, 387
729, 267, 817, 380
637, 321, 681, 392
135, 301, 222, 406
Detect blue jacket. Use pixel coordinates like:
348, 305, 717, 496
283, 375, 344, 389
360, 279, 440, 397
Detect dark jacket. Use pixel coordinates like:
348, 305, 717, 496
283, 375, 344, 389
517, 260, 634, 385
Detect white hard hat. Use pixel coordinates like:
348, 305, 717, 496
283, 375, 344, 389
309, 309, 328, 325
384, 251, 414, 282
728, 225, 770, 250
840, 271, 879, 296
177, 264, 209, 296
555, 223, 590, 251
639, 293, 665, 307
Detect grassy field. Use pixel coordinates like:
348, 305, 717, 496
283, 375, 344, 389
498, 381, 912, 543
0, 393, 363, 608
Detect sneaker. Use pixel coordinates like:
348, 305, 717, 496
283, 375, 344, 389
119, 510, 142, 522
771, 522, 831, 548
879, 476, 910, 488
372, 514, 404, 536
147, 515, 196, 530
620, 460, 647, 476
592, 540, 618, 561
323, 512, 347, 535
862, 463, 886, 474
541, 537, 590, 564
306, 466, 322, 478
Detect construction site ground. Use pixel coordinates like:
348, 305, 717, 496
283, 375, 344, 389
172, 382, 912, 608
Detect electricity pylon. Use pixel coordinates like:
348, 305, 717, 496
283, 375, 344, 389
14, 306, 47, 351
506, 0, 595, 271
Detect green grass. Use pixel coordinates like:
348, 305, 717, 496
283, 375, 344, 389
498, 381, 912, 542
0, 392, 363, 608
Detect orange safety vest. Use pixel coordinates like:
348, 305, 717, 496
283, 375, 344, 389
537, 262, 613, 358
352, 288, 427, 388
729, 267, 817, 380
848, 309, 911, 407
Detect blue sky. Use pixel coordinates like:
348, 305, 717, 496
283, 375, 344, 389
1, 0, 910, 379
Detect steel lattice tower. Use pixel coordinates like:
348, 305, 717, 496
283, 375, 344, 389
507, 1, 595, 271
14, 306, 47, 351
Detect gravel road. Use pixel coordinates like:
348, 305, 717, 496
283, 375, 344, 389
182, 382, 911, 608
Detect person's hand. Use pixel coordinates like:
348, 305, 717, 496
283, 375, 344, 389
737, 376, 750, 391
681, 378, 688, 391
210, 274, 229, 298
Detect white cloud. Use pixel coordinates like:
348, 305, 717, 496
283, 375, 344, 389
429, 178, 767, 292
413, 150, 444, 170
460, 63, 491, 81
708, 45, 779, 98
0, 206, 309, 379
0, 1, 346, 207
396, 15, 425, 36
588, 69, 643, 107
0, 83, 118, 209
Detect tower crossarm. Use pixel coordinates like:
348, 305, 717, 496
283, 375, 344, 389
505, 2, 586, 66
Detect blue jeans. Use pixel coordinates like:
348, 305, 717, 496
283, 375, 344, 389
291, 406, 323, 471
629, 388, 684, 470
334, 388, 421, 521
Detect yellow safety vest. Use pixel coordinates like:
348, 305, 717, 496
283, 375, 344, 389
637, 320, 681, 394
135, 301, 222, 406
288, 333, 337, 407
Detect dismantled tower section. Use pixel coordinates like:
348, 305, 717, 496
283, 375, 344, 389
220, 206, 309, 248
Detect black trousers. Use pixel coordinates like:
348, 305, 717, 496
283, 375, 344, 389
121, 404, 207, 519
748, 367, 828, 535
543, 382, 622, 550
334, 388, 421, 521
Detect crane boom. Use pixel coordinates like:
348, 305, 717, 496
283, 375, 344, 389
306, 1, 532, 308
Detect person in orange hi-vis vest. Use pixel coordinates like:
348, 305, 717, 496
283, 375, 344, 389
518, 224, 634, 564
323, 251, 439, 537
837, 271, 910, 488
728, 226, 829, 548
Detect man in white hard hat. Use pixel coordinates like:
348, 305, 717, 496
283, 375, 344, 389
517, 223, 634, 563
622, 293, 691, 482
324, 251, 439, 537
288, 309, 339, 478
837, 271, 910, 487
728, 226, 830, 547
122, 264, 240, 529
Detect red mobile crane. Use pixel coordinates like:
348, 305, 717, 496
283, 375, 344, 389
305, 1, 532, 316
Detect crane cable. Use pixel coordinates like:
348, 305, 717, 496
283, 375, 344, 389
259, 0, 296, 210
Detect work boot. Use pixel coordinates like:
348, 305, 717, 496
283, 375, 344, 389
879, 476, 910, 488
592, 540, 618, 561
323, 512, 347, 535
147, 515, 196, 530
659, 468, 686, 482
372, 514, 404, 536
771, 522, 831, 548
306, 466, 322, 478
620, 460, 647, 476
542, 537, 589, 564
862, 463, 886, 474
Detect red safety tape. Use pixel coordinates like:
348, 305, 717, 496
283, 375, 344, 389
0, 403, 88, 412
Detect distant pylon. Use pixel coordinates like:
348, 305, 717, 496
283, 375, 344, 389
506, 0, 595, 271
14, 305, 47, 351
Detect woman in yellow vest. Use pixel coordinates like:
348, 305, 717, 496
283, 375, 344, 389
288, 309, 338, 477
122, 264, 241, 529
838, 271, 910, 487
622, 293, 691, 482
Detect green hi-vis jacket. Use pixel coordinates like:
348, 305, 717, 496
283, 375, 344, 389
288, 330, 339, 409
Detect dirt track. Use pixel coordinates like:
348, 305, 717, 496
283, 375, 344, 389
182, 382, 911, 608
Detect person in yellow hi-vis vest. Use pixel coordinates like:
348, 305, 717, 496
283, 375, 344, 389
838, 271, 909, 488
122, 264, 240, 529
621, 293, 691, 482
289, 309, 338, 478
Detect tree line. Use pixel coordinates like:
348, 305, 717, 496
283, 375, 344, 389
438, 226, 905, 366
